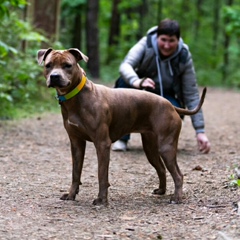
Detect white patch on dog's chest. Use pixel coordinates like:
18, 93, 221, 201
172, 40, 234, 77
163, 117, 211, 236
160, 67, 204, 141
67, 119, 79, 128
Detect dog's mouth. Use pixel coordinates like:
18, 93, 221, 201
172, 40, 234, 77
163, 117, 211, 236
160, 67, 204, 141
47, 81, 70, 88
47, 74, 70, 88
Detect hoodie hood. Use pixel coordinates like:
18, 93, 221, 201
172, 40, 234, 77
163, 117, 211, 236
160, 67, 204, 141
150, 31, 184, 62
146, 27, 185, 95
150, 29, 186, 77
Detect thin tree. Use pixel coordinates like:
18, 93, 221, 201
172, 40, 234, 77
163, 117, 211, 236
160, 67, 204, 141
157, 0, 163, 24
30, 0, 61, 42
71, 4, 84, 50
106, 0, 121, 63
212, 0, 221, 54
108, 0, 121, 46
222, 0, 234, 83
86, 0, 100, 79
194, 0, 204, 40
137, 0, 148, 38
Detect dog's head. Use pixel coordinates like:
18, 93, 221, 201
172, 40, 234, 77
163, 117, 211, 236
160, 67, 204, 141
37, 48, 88, 92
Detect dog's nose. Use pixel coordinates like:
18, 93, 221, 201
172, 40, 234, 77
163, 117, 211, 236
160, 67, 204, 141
49, 73, 60, 86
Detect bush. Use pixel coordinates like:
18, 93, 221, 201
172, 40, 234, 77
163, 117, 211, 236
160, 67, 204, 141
0, 6, 59, 119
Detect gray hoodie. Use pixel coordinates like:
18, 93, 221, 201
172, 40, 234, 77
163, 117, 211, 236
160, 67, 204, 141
119, 26, 205, 133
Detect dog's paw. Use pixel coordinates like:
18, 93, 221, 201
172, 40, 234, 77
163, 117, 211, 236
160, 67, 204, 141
60, 193, 76, 201
152, 188, 166, 195
92, 197, 108, 206
169, 196, 182, 204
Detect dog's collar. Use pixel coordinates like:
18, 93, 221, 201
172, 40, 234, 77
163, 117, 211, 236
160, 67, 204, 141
56, 75, 87, 103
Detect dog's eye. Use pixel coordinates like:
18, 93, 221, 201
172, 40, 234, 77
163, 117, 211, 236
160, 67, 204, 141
45, 63, 51, 69
64, 64, 72, 69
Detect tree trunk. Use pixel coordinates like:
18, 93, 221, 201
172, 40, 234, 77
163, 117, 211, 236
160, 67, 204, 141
222, 0, 234, 83
108, 0, 121, 46
72, 5, 82, 50
86, 0, 100, 79
212, 0, 220, 54
30, 0, 61, 41
157, 0, 163, 24
105, 0, 121, 63
194, 0, 204, 40
123, 2, 145, 42
137, 0, 148, 39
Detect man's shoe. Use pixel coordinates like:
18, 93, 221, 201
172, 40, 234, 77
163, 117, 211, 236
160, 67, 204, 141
112, 140, 127, 151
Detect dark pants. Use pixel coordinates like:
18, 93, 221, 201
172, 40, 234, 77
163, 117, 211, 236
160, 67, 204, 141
115, 77, 183, 142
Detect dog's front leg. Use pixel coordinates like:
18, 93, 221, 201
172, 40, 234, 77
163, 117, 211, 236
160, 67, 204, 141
92, 140, 111, 206
60, 138, 86, 201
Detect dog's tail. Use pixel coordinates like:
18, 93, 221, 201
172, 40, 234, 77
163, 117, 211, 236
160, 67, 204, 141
174, 87, 207, 116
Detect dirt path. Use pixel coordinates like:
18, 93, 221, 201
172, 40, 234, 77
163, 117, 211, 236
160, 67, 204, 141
0, 87, 240, 240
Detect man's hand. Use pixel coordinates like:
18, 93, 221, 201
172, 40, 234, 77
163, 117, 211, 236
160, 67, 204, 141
133, 78, 155, 89
197, 133, 211, 154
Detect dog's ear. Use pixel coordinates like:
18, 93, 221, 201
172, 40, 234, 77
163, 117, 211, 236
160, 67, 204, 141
68, 48, 89, 63
37, 48, 53, 65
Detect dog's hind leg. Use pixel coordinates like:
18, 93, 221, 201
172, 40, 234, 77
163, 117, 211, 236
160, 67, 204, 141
141, 133, 167, 195
158, 139, 183, 203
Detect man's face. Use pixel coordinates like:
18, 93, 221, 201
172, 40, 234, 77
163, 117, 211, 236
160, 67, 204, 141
157, 34, 179, 57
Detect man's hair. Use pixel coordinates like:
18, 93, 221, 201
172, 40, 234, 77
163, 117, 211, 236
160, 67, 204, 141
157, 19, 180, 39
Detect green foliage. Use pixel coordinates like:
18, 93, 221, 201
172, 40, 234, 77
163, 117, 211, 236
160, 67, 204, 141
59, 0, 87, 50
229, 179, 240, 187
222, 5, 240, 37
2, 0, 240, 119
220, 5, 240, 87
0, 0, 26, 19
99, 0, 155, 82
228, 164, 240, 188
229, 174, 240, 188
61, 0, 86, 8
0, 2, 53, 119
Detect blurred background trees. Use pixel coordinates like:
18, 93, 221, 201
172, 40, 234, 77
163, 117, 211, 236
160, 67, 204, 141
1, 0, 240, 118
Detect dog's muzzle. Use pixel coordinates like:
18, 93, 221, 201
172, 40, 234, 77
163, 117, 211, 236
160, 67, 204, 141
48, 73, 61, 87
48, 73, 70, 88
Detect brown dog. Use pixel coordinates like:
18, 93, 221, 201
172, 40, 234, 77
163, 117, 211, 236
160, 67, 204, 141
37, 48, 206, 205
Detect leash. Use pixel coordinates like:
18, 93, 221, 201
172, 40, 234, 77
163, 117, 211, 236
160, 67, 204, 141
56, 74, 87, 103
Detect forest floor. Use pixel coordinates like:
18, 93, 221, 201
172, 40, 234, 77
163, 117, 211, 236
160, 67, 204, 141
0, 87, 240, 240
